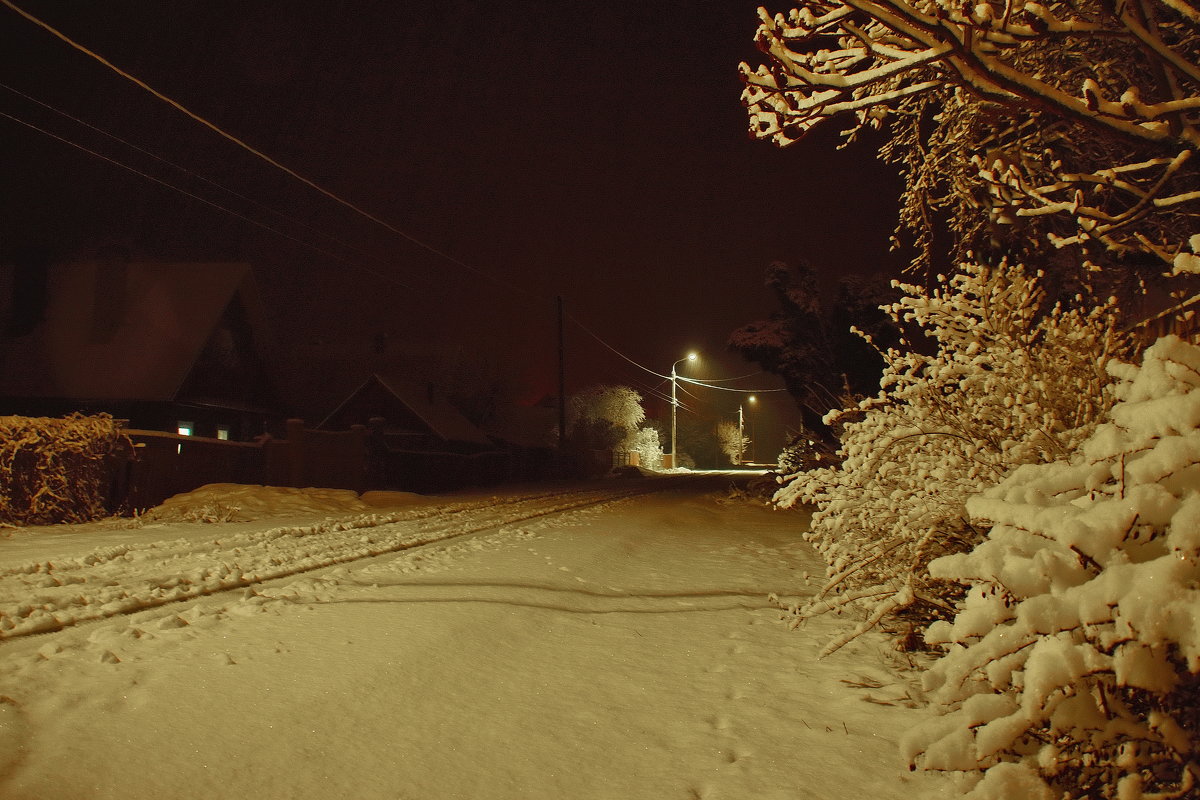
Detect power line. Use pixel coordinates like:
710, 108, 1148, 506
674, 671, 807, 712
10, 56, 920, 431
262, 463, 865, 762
1, 0, 530, 298
565, 311, 672, 381
0, 81, 443, 291
0, 108, 418, 290
678, 376, 790, 393
0, 80, 439, 288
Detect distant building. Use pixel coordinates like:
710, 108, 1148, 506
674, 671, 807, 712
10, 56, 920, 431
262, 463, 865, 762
0, 258, 280, 440
318, 374, 502, 491
318, 374, 496, 452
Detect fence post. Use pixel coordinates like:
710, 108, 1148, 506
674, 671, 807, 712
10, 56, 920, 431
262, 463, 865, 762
286, 418, 306, 488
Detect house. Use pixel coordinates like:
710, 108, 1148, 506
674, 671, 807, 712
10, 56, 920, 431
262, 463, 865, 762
0, 256, 280, 440
317, 374, 504, 492
317, 374, 493, 453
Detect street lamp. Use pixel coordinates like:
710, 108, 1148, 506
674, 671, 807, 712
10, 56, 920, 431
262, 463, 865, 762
670, 352, 697, 468
739, 394, 756, 465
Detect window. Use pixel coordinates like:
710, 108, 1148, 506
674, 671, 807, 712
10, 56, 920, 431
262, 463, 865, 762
176, 421, 194, 436
216, 426, 231, 441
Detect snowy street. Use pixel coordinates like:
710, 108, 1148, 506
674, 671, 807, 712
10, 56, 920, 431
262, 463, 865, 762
0, 474, 952, 799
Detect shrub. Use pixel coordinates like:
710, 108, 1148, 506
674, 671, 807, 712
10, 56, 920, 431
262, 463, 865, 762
773, 262, 1123, 654
905, 335, 1200, 799
0, 413, 133, 525
629, 426, 664, 470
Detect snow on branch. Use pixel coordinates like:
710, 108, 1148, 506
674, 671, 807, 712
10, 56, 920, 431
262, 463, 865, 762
771, 262, 1125, 651
743, 0, 1200, 147
906, 336, 1200, 798
741, 0, 1200, 277
0, 414, 133, 525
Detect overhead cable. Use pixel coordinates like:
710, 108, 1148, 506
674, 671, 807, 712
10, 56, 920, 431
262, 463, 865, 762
0, 81, 431, 283
1, 0, 528, 297
0, 109, 417, 290
0, 81, 439, 290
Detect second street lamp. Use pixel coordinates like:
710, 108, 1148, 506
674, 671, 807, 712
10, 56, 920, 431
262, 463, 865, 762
670, 352, 698, 469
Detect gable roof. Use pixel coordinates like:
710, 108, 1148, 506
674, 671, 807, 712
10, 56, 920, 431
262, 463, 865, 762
320, 374, 494, 448
0, 260, 262, 401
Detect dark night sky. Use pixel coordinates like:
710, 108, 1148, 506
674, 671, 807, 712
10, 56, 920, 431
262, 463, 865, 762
0, 0, 909, 455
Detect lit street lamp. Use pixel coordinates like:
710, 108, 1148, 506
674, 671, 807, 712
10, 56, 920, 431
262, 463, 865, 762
670, 352, 697, 468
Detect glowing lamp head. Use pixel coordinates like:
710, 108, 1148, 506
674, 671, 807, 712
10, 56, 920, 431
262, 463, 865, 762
687, 352, 698, 362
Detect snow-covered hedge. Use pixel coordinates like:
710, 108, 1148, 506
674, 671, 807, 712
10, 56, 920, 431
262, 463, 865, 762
904, 336, 1200, 799
774, 262, 1123, 654
0, 413, 132, 526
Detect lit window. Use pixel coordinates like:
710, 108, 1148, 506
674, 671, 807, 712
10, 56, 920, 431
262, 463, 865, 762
216, 426, 231, 441
177, 422, 194, 436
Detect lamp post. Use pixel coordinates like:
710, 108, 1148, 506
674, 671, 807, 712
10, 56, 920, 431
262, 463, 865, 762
670, 352, 697, 468
738, 395, 756, 465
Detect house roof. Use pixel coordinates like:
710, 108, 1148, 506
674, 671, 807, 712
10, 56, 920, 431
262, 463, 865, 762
0, 260, 261, 401
321, 374, 495, 448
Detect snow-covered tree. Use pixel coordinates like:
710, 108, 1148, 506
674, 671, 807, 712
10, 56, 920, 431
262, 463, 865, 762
730, 260, 838, 436
731, 262, 899, 439
629, 425, 665, 470
566, 385, 647, 451
717, 420, 752, 465
740, 0, 1200, 287
773, 261, 1124, 653
905, 336, 1200, 799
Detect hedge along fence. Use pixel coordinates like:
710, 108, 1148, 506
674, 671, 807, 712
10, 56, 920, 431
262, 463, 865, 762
0, 413, 134, 526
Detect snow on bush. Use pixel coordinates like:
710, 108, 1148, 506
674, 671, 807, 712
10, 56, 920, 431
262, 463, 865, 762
629, 427, 664, 471
773, 262, 1123, 654
0, 413, 133, 526
904, 336, 1200, 799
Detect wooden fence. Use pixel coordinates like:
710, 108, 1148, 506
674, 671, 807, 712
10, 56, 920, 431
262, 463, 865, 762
114, 420, 513, 511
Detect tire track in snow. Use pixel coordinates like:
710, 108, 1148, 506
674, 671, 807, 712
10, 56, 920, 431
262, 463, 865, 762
0, 484, 674, 640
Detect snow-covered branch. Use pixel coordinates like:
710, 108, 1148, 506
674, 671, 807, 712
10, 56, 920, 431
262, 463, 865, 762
907, 336, 1200, 798
742, 0, 1200, 276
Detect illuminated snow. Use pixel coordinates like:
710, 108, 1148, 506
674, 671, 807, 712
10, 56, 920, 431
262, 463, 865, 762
0, 479, 955, 799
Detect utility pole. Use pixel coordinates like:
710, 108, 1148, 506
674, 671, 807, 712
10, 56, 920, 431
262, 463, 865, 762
557, 296, 566, 452
671, 363, 678, 469
738, 403, 745, 465
669, 353, 696, 469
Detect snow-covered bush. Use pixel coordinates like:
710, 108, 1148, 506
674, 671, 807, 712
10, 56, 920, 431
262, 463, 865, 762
776, 428, 839, 474
717, 420, 750, 465
629, 426, 664, 471
904, 335, 1200, 799
774, 261, 1123, 653
0, 413, 133, 525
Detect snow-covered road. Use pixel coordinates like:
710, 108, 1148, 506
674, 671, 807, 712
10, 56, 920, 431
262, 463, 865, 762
0, 484, 667, 639
0, 474, 955, 799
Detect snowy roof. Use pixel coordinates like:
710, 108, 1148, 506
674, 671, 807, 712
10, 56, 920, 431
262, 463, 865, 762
0, 260, 263, 402
320, 374, 495, 447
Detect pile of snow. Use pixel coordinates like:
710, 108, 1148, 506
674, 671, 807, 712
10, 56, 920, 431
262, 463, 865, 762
141, 484, 421, 523
905, 336, 1200, 798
